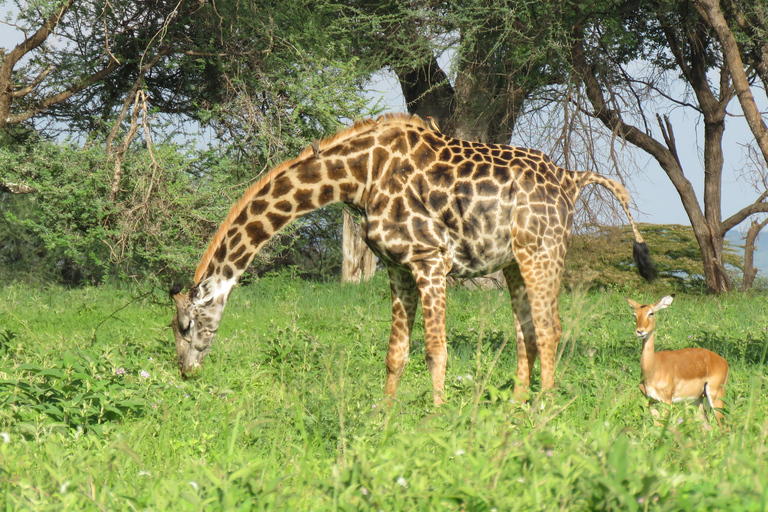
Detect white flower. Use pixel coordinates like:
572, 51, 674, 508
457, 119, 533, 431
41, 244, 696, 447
59, 481, 70, 494
455, 449, 465, 456
396, 476, 408, 488
138, 470, 151, 477
189, 481, 199, 491
0, 432, 9, 444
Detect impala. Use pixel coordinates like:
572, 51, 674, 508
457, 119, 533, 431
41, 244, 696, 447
626, 294, 729, 426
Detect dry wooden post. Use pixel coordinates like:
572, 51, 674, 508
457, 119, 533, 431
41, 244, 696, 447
341, 209, 377, 283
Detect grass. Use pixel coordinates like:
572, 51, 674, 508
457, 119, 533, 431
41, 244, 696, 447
1, 273, 768, 510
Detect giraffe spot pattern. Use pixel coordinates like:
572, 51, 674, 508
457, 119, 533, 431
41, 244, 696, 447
189, 115, 648, 409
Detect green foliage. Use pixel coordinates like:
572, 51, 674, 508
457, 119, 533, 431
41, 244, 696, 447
565, 223, 742, 292
0, 349, 157, 438
1, 279, 768, 510
0, 139, 351, 285
0, 142, 240, 284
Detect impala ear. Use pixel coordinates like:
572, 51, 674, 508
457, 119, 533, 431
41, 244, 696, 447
192, 276, 217, 306
626, 297, 641, 310
654, 295, 674, 311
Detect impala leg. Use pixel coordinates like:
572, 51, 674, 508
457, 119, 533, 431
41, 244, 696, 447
704, 381, 726, 428
384, 267, 419, 400
650, 405, 662, 425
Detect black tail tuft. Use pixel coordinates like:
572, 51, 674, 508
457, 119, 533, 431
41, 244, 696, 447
633, 241, 658, 282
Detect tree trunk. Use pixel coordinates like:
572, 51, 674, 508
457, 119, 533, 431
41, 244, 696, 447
341, 209, 376, 284
695, 0, 768, 168
570, 20, 736, 293
743, 218, 768, 291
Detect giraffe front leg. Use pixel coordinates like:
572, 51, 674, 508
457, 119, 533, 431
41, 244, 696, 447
384, 268, 419, 399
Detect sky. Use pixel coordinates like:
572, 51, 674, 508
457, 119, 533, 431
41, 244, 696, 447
2, 8, 765, 234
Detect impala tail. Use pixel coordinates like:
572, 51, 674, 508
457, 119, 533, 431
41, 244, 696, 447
576, 171, 658, 282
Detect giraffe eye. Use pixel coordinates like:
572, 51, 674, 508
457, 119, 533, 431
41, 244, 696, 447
180, 319, 193, 335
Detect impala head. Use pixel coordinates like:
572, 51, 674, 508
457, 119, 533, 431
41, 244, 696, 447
170, 276, 227, 378
626, 294, 675, 339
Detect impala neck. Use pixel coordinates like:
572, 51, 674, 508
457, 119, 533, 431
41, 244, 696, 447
640, 331, 657, 378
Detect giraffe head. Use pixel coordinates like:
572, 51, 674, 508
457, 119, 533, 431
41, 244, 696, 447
170, 277, 226, 378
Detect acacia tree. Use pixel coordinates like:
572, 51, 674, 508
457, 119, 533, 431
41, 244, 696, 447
565, 0, 768, 293
349, 0, 768, 293
1, 0, 375, 282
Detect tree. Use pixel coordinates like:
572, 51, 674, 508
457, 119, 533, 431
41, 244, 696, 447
343, 1, 768, 294
566, 0, 768, 293
1, 0, 376, 283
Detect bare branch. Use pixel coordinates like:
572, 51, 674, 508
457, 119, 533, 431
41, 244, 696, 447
11, 66, 54, 98
0, 181, 36, 194
695, 0, 768, 166
656, 113, 682, 168
720, 189, 768, 233
6, 60, 122, 125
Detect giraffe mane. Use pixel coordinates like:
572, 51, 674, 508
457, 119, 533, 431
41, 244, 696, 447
193, 113, 428, 284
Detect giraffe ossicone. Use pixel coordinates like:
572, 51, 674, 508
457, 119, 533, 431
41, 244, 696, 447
170, 113, 657, 403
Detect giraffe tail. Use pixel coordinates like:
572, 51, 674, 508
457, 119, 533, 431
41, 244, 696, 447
575, 171, 658, 282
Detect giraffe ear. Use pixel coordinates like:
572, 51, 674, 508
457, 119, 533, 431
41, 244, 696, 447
193, 276, 217, 306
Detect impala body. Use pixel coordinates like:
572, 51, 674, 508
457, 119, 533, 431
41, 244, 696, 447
627, 294, 729, 426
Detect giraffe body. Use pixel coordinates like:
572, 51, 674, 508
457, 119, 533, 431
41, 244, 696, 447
171, 114, 656, 403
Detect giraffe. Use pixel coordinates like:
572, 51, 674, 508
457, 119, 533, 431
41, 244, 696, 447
170, 113, 657, 404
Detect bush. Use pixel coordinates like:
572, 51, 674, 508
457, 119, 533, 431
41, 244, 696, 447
0, 143, 237, 285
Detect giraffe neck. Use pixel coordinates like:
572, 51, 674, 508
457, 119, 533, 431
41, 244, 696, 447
193, 138, 374, 300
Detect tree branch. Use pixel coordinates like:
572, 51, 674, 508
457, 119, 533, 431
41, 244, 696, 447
720, 189, 768, 233
11, 66, 54, 98
6, 59, 122, 125
695, 0, 768, 166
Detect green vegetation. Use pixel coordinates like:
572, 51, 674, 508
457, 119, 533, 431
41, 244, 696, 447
2, 275, 767, 510
566, 224, 744, 292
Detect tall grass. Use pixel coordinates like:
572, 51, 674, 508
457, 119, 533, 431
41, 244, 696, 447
1, 275, 767, 510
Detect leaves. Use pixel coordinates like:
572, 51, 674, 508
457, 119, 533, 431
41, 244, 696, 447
0, 348, 156, 437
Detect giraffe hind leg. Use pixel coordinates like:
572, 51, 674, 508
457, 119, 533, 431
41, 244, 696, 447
503, 264, 537, 401
508, 252, 566, 396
